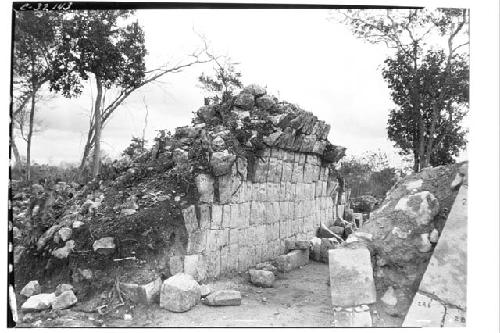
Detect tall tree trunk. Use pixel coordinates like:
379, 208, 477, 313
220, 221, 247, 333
10, 136, 22, 171
92, 78, 103, 178
26, 89, 36, 182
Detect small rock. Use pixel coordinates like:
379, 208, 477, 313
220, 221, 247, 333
78, 269, 93, 280
72, 221, 84, 229
212, 136, 225, 151
52, 240, 75, 259
121, 208, 137, 216
381, 286, 398, 307
21, 293, 56, 311
55, 284, 73, 296
123, 313, 133, 321
93, 237, 115, 255
58, 227, 72, 241
52, 290, 77, 310
200, 284, 212, 298
429, 228, 439, 243
202, 290, 241, 306
418, 233, 432, 253
174, 196, 181, 202
20, 280, 41, 298
13, 226, 22, 240
249, 269, 275, 288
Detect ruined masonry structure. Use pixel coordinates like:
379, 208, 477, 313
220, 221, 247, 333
171, 84, 346, 280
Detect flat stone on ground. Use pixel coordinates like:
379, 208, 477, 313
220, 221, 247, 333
402, 292, 446, 327
21, 293, 56, 312
202, 290, 241, 306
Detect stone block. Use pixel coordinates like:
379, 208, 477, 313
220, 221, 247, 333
230, 203, 240, 229
206, 250, 221, 278
249, 269, 275, 288
274, 254, 293, 272
220, 246, 229, 274
328, 246, 376, 307
21, 281, 41, 298
238, 247, 249, 272
228, 244, 239, 270
211, 204, 222, 229
184, 254, 207, 282
169, 255, 184, 275
160, 273, 201, 312
202, 290, 241, 306
402, 292, 446, 327
295, 240, 310, 249
333, 308, 372, 327
198, 204, 211, 229
52, 290, 78, 310
288, 249, 309, 268
240, 202, 251, 227
139, 278, 163, 304
195, 174, 214, 203
186, 229, 206, 254
21, 293, 56, 311
310, 237, 321, 261
183, 205, 198, 232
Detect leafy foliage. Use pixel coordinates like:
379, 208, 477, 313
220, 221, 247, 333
198, 56, 243, 104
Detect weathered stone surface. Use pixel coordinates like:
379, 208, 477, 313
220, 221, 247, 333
72, 221, 84, 229
402, 292, 445, 327
394, 191, 439, 225
256, 95, 276, 110
287, 249, 309, 269
418, 185, 467, 310
255, 262, 277, 275
381, 286, 398, 306
184, 254, 207, 282
310, 237, 321, 261
55, 284, 73, 297
320, 238, 338, 263
14, 245, 26, 264
202, 290, 241, 306
328, 246, 376, 307
160, 273, 201, 312
243, 84, 266, 97
195, 174, 214, 203
274, 254, 292, 273
429, 228, 439, 243
330, 226, 344, 236
52, 290, 77, 310
234, 92, 255, 110
21, 293, 56, 311
333, 308, 372, 327
284, 239, 295, 252
210, 150, 236, 176
140, 278, 162, 304
249, 269, 275, 288
295, 240, 310, 249
21, 280, 41, 298
317, 223, 335, 238
92, 237, 115, 255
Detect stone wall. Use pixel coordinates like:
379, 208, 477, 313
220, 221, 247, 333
179, 147, 340, 279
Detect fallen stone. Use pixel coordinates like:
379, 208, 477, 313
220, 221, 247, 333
183, 254, 207, 282
255, 262, 277, 275
353, 231, 373, 242
93, 237, 115, 255
249, 269, 275, 288
58, 227, 72, 241
169, 255, 184, 275
317, 223, 336, 238
328, 246, 376, 307
234, 92, 255, 110
21, 293, 56, 312
418, 233, 432, 253
202, 290, 241, 306
200, 284, 212, 298
256, 95, 275, 110
210, 150, 236, 176
139, 278, 162, 304
55, 284, 73, 297
160, 273, 201, 312
21, 281, 41, 298
284, 240, 295, 252
274, 255, 292, 272
320, 238, 338, 262
52, 290, 77, 310
287, 249, 309, 268
52, 240, 76, 259
330, 226, 345, 236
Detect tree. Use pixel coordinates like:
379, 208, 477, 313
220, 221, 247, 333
198, 52, 243, 105
334, 9, 469, 171
13, 11, 61, 180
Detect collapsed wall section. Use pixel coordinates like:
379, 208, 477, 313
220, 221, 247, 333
164, 84, 346, 280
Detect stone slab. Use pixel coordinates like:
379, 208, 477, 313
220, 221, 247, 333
328, 246, 376, 307
402, 292, 446, 327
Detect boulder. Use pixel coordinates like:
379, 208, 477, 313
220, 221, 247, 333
202, 290, 241, 306
55, 284, 73, 296
234, 92, 255, 110
92, 237, 115, 255
20, 281, 41, 298
160, 273, 201, 312
21, 293, 56, 312
249, 269, 275, 288
52, 290, 77, 310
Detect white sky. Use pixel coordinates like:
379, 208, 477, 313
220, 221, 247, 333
16, 9, 467, 168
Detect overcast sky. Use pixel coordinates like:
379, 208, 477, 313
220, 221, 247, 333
15, 9, 468, 168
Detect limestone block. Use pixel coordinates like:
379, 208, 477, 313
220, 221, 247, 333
222, 204, 231, 229
310, 237, 321, 261
220, 246, 229, 274
21, 293, 56, 311
206, 230, 219, 252
240, 201, 251, 227
253, 156, 269, 183
249, 269, 275, 288
229, 203, 240, 229
236, 157, 248, 181
160, 273, 201, 312
211, 204, 222, 230
169, 255, 184, 275
195, 174, 214, 203
403, 292, 446, 327
186, 230, 206, 254
206, 250, 221, 278
328, 246, 377, 307
218, 172, 240, 204
182, 205, 198, 232
333, 308, 372, 327
281, 162, 293, 183
238, 247, 249, 272
198, 204, 211, 229
202, 290, 241, 306
184, 254, 207, 282
219, 228, 229, 248
229, 244, 239, 270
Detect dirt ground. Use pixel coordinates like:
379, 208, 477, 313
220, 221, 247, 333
17, 261, 337, 328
